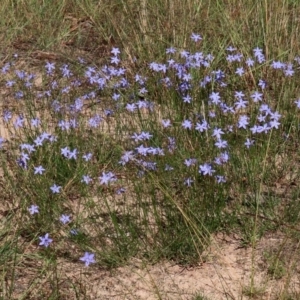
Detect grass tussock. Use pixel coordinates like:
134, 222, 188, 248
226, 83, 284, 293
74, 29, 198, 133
1, 0, 300, 299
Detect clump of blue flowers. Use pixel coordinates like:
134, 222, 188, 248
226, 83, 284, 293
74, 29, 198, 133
1, 32, 300, 266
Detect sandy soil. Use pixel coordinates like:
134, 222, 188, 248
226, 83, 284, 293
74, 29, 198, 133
47, 233, 300, 300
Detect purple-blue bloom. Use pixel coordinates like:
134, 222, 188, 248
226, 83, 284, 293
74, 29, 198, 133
214, 152, 230, 165
226, 45, 237, 51
45, 62, 55, 74
70, 228, 78, 235
131, 131, 153, 142
34, 165, 45, 175
184, 177, 194, 187
258, 79, 267, 89
238, 115, 249, 129
111, 47, 120, 56
0, 137, 5, 149
215, 175, 226, 183
82, 152, 93, 161
135, 144, 150, 156
61, 147, 70, 158
245, 138, 254, 148
81, 175, 92, 185
165, 164, 174, 171
251, 91, 263, 102
39, 233, 53, 247
209, 92, 221, 105
80, 252, 96, 267
28, 204, 39, 215
14, 116, 24, 129
31, 117, 40, 127
50, 184, 61, 194
235, 98, 248, 110
182, 119, 192, 129
166, 47, 176, 54
68, 148, 78, 160
119, 151, 135, 165
60, 214, 71, 224
167, 137, 176, 152
184, 158, 197, 167
112, 93, 120, 101
269, 119, 280, 129
182, 94, 192, 103
126, 103, 137, 112
3, 110, 12, 122
246, 58, 255, 67
161, 119, 171, 128
215, 139, 228, 149
208, 111, 216, 118
99, 172, 117, 185
60, 64, 72, 78
212, 127, 224, 139
195, 120, 209, 132
199, 163, 215, 176
116, 187, 126, 195
191, 33, 202, 42
235, 67, 244, 76
111, 56, 120, 65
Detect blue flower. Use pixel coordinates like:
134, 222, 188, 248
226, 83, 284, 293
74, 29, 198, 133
60, 214, 71, 224
119, 151, 135, 165
212, 127, 224, 139
111, 47, 120, 56
215, 139, 228, 149
199, 163, 215, 176
235, 98, 248, 110
258, 79, 267, 89
135, 145, 150, 156
226, 46, 236, 52
68, 148, 78, 160
112, 93, 121, 101
166, 47, 176, 54
34, 165, 45, 175
126, 103, 137, 112
245, 138, 255, 148
215, 175, 226, 183
190, 33, 202, 42
45, 62, 55, 74
246, 58, 255, 67
81, 175, 92, 185
111, 56, 120, 65
195, 120, 209, 132
61, 147, 70, 158
161, 119, 171, 128
238, 115, 249, 129
99, 172, 117, 185
182, 119, 192, 129
251, 91, 263, 102
184, 158, 197, 167
50, 184, 61, 194
39, 233, 53, 247
28, 204, 39, 215
80, 252, 96, 267
182, 94, 192, 103
235, 67, 244, 76
116, 187, 126, 195
14, 115, 24, 128
70, 228, 78, 235
165, 165, 174, 171
0, 137, 5, 149
184, 177, 194, 187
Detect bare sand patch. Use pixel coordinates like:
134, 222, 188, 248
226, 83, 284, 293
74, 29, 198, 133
8, 232, 299, 300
